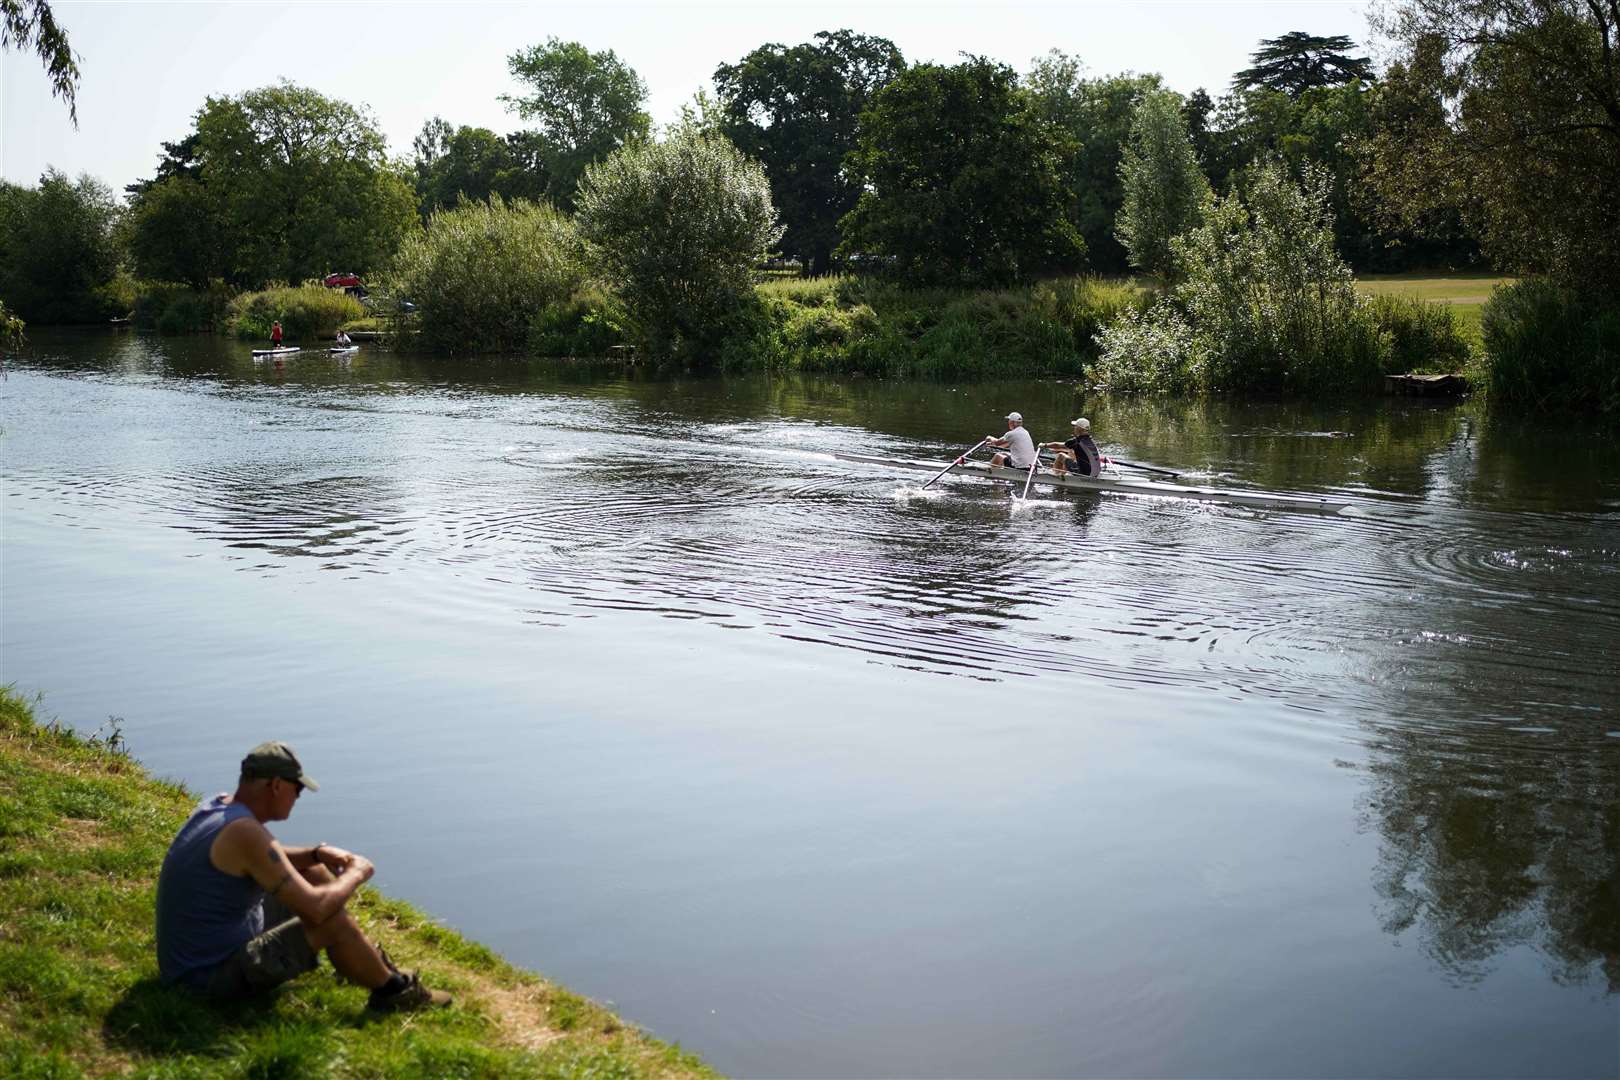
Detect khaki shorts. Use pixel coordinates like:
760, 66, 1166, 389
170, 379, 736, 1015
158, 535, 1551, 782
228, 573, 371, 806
203, 895, 319, 999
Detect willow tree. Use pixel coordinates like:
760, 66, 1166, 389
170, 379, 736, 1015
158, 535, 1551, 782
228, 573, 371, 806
1, 0, 78, 124
574, 125, 781, 363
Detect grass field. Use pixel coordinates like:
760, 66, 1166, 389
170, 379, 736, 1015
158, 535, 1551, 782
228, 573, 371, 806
1355, 273, 1515, 345
0, 687, 719, 1080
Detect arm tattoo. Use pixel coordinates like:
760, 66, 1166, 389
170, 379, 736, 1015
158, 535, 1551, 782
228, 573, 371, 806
268, 872, 292, 896
268, 846, 283, 863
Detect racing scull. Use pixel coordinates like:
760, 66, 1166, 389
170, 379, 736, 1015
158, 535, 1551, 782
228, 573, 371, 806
835, 452, 1350, 513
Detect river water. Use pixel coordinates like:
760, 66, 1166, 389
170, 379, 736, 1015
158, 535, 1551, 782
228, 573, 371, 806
3, 330, 1616, 1077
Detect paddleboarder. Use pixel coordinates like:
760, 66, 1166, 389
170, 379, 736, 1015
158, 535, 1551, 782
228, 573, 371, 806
270, 321, 284, 350
986, 412, 1038, 471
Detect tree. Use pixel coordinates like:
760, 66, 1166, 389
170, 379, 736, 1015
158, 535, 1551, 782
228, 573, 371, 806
714, 30, 905, 276
502, 38, 650, 210
1117, 90, 1212, 279
1364, 0, 1620, 293
841, 57, 1084, 286
410, 117, 549, 219
0, 169, 120, 323
1026, 55, 1162, 271
1, 0, 78, 124
125, 176, 227, 287
1233, 32, 1375, 95
574, 125, 782, 362
143, 82, 417, 288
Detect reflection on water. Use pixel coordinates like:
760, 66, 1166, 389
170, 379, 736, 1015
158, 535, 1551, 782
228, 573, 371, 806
1365, 725, 1619, 991
4, 331, 1617, 1077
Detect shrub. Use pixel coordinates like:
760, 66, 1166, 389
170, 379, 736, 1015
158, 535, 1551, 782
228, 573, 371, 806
728, 274, 1147, 376
389, 196, 585, 355
1365, 293, 1474, 373
226, 283, 364, 340
528, 286, 627, 357
0, 299, 23, 351
575, 125, 782, 365
1481, 279, 1620, 417
133, 280, 235, 334
1097, 160, 1396, 395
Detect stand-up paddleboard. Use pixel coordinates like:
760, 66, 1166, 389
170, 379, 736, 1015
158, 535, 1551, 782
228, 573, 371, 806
252, 346, 300, 358
328, 346, 359, 355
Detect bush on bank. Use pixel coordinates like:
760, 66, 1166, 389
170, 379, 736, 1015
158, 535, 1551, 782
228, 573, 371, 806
390, 196, 586, 355
1094, 161, 1473, 395
734, 274, 1147, 377
0, 686, 718, 1080
1480, 279, 1620, 418
226, 283, 365, 341
575, 125, 783, 364
131, 279, 237, 334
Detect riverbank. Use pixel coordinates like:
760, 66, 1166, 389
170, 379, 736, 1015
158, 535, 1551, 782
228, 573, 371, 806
0, 686, 718, 1080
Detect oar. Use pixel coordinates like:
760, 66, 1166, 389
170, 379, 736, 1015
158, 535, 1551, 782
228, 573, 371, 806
1017, 454, 1041, 500
920, 438, 989, 490
1110, 458, 1181, 478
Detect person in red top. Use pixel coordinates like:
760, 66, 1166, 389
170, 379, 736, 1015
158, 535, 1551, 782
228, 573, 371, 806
270, 321, 283, 348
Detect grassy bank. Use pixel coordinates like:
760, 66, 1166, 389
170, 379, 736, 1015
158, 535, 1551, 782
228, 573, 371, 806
0, 687, 718, 1080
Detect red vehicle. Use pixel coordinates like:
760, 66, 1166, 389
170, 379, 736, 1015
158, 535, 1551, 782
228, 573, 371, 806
323, 272, 367, 298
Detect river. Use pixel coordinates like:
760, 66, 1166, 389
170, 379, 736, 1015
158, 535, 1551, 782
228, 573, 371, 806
3, 330, 1616, 1078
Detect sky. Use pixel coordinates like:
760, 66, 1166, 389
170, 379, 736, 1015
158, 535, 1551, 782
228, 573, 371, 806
2, 0, 1373, 196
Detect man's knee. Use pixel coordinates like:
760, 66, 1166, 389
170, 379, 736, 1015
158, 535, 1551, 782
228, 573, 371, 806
304, 908, 362, 951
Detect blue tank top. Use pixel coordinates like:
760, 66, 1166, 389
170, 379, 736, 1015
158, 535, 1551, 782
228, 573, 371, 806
155, 795, 267, 987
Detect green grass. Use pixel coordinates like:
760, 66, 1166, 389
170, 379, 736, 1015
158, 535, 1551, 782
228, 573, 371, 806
1355, 273, 1517, 349
0, 687, 721, 1080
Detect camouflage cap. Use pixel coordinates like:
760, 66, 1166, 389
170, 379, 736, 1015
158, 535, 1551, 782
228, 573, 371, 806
241, 741, 319, 791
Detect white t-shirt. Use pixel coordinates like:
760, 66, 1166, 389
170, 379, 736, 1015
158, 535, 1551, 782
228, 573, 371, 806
1002, 426, 1037, 467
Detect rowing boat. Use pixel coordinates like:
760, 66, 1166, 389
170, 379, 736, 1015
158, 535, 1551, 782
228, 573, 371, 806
834, 452, 1351, 513
251, 346, 300, 358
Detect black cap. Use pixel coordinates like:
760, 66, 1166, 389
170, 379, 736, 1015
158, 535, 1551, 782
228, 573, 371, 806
241, 741, 319, 791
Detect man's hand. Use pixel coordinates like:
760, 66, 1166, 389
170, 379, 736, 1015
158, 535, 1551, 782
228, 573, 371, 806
315, 844, 358, 872
346, 855, 376, 884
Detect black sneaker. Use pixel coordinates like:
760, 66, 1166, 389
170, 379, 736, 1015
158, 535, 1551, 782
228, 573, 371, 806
368, 971, 451, 1012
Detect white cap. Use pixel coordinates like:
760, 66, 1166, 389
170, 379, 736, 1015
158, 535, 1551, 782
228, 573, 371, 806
1070, 417, 1091, 431
1005, 412, 1023, 423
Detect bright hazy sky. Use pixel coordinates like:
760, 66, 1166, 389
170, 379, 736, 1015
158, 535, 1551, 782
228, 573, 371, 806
2, 0, 1372, 196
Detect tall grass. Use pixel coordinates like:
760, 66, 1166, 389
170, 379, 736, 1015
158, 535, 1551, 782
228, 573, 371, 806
1480, 279, 1620, 417
226, 283, 364, 341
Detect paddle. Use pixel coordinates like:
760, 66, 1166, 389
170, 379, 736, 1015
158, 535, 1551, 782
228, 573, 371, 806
920, 438, 989, 490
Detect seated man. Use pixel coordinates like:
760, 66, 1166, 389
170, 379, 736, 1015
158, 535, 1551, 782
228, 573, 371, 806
986, 411, 1039, 471
155, 741, 450, 1011
1045, 417, 1103, 477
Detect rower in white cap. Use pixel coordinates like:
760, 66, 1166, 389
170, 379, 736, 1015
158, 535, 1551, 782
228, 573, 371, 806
986, 412, 1038, 471
1044, 417, 1102, 477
